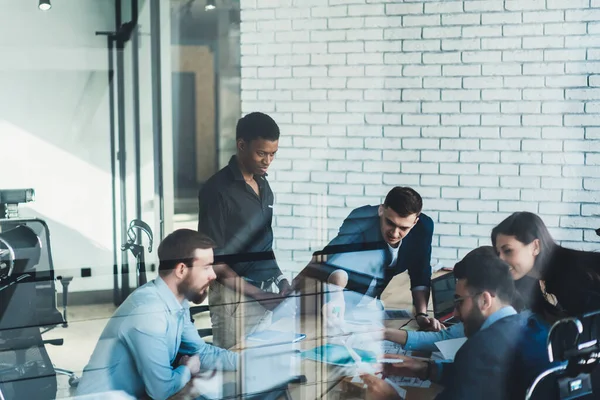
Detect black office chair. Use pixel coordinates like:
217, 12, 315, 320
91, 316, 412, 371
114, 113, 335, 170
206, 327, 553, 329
526, 310, 600, 400
0, 224, 58, 399
0, 220, 79, 387
190, 305, 213, 342
122, 219, 153, 288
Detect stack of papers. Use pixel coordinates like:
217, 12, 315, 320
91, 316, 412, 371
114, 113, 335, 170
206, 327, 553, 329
381, 340, 432, 388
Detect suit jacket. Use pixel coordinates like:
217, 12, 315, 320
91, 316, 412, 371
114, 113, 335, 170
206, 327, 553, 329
437, 312, 553, 400
310, 205, 434, 305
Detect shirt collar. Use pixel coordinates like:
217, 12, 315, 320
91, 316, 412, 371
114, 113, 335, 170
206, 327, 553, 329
154, 276, 189, 312
480, 305, 517, 331
387, 240, 402, 253
227, 155, 268, 182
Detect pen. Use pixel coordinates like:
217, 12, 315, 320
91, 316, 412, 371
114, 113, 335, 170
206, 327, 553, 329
376, 359, 404, 364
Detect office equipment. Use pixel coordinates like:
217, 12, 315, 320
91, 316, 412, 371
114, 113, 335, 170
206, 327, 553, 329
431, 272, 459, 326
121, 219, 153, 288
190, 304, 213, 341
0, 191, 78, 388
526, 311, 600, 400
0, 224, 57, 399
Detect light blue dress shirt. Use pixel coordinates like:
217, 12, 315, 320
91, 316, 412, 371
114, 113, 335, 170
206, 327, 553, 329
76, 277, 238, 400
405, 322, 466, 352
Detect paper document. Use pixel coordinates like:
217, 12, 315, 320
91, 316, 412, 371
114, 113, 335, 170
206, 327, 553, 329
381, 340, 432, 388
434, 337, 467, 360
350, 376, 407, 399
388, 375, 431, 389
383, 309, 412, 320
385, 379, 408, 399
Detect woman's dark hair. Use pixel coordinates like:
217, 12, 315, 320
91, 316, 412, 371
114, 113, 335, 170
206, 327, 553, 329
383, 187, 423, 217
491, 212, 557, 277
236, 112, 280, 143
492, 211, 600, 316
453, 246, 516, 305
158, 229, 215, 274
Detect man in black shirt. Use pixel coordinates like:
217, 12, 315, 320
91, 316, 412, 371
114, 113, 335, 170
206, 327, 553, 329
198, 112, 290, 349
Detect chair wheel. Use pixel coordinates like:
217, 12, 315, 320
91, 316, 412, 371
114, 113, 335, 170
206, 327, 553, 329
68, 376, 80, 387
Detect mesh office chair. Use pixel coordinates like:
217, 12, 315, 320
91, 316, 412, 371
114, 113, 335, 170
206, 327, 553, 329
526, 310, 600, 400
0, 224, 58, 399
190, 305, 213, 342
0, 219, 79, 387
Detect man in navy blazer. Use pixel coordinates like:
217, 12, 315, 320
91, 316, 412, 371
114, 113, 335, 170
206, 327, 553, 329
297, 187, 440, 331
361, 247, 554, 400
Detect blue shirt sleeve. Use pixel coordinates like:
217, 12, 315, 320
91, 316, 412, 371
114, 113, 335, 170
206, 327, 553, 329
181, 309, 239, 371
404, 323, 465, 352
120, 313, 192, 400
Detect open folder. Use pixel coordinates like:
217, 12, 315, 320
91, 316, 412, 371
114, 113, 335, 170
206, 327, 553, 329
300, 344, 377, 366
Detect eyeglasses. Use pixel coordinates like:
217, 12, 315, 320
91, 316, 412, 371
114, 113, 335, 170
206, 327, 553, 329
453, 292, 482, 309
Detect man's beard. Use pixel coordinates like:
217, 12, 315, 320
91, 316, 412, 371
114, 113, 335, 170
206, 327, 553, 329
179, 277, 208, 304
462, 306, 485, 338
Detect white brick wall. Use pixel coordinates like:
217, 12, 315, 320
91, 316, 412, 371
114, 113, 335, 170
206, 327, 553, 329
240, 0, 600, 273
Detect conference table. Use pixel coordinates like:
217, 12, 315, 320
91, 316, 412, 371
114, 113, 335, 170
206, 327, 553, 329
229, 272, 445, 400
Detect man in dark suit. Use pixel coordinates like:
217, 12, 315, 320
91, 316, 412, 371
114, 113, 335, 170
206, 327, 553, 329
361, 247, 553, 400
295, 187, 440, 331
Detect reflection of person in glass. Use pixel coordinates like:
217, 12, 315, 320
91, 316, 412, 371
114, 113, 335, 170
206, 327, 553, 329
309, 187, 441, 331
198, 112, 290, 349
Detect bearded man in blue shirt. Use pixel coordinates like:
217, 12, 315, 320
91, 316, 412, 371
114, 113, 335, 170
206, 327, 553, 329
76, 229, 238, 400
361, 247, 553, 400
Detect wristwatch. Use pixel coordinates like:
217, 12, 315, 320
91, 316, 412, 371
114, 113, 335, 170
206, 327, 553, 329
415, 312, 429, 318
275, 274, 288, 287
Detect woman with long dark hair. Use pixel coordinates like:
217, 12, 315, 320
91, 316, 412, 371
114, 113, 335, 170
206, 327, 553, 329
492, 211, 600, 318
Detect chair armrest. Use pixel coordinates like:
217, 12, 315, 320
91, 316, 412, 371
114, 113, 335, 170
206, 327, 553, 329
58, 275, 73, 327
197, 328, 213, 338
43, 338, 64, 346
189, 305, 209, 315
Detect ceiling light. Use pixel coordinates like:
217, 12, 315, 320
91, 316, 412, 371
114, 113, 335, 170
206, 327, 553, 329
39, 0, 51, 11
205, 0, 216, 11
